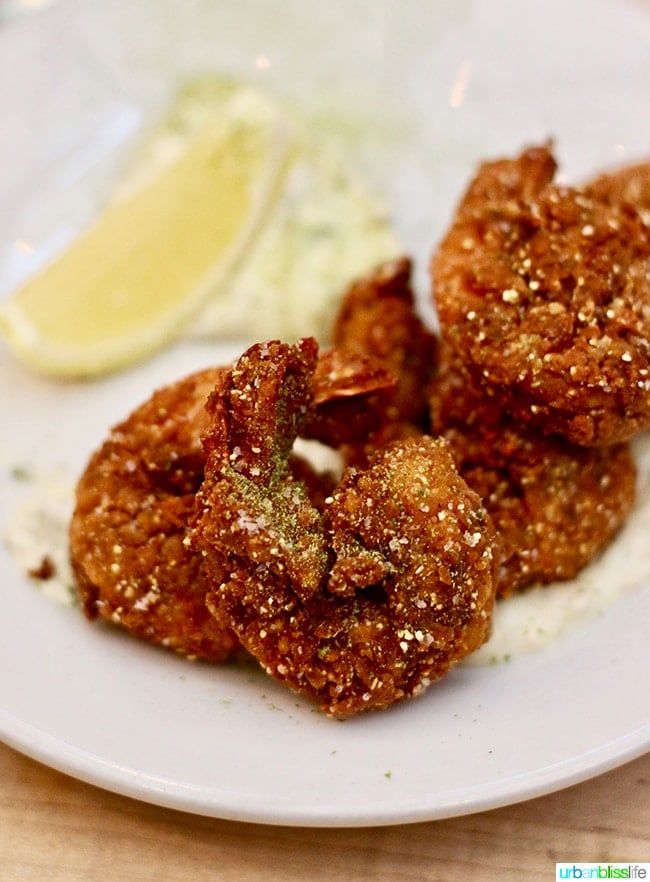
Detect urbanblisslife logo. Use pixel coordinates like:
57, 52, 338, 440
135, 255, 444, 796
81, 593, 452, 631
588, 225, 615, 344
556, 865, 649, 880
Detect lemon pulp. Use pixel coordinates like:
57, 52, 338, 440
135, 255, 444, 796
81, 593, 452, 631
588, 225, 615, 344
0, 76, 401, 378
0, 105, 288, 377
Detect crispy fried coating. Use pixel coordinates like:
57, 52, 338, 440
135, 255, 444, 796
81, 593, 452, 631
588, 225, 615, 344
432, 144, 650, 446
585, 158, 650, 216
68, 343, 398, 663
192, 339, 497, 717
69, 368, 240, 661
430, 346, 637, 595
332, 257, 437, 428
304, 346, 398, 447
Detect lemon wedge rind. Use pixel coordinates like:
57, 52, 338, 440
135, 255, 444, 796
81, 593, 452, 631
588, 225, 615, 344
0, 89, 293, 379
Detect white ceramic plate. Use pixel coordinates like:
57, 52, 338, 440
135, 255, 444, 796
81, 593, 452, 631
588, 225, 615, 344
1, 0, 650, 827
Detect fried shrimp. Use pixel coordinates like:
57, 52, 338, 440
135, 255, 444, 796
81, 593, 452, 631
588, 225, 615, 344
68, 348, 397, 660
430, 347, 637, 596
432, 143, 650, 446
305, 346, 399, 448
191, 338, 497, 717
332, 257, 437, 429
69, 367, 240, 661
585, 158, 650, 216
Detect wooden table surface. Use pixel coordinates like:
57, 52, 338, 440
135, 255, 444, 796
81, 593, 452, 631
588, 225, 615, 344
1, 741, 647, 882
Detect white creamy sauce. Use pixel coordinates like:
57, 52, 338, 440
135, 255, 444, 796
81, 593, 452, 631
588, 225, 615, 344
468, 430, 650, 665
117, 76, 402, 345
2, 465, 76, 606
4, 432, 650, 666
292, 437, 344, 479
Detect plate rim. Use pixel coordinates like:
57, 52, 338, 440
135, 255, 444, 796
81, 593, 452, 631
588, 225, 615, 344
2, 706, 648, 827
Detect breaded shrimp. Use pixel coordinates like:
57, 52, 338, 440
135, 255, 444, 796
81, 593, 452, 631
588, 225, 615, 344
585, 158, 650, 216
432, 143, 650, 446
69, 367, 240, 661
192, 338, 497, 717
69, 349, 397, 660
332, 257, 437, 429
430, 346, 637, 595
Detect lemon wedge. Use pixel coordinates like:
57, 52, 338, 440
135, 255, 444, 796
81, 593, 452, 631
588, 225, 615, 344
116, 76, 402, 345
0, 98, 289, 378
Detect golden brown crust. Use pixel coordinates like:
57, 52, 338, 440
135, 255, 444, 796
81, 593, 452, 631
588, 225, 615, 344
332, 257, 438, 429
192, 339, 497, 717
304, 346, 398, 447
328, 257, 438, 467
69, 367, 240, 661
430, 346, 637, 595
432, 144, 650, 446
68, 343, 400, 664
584, 158, 650, 217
